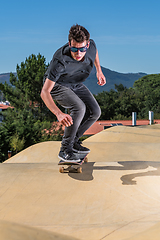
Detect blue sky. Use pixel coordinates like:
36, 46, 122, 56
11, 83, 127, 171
1, 0, 160, 74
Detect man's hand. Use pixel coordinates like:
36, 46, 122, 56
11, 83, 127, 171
97, 71, 106, 86
94, 50, 106, 86
41, 78, 73, 127
56, 112, 73, 127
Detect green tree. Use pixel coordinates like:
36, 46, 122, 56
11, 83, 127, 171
0, 105, 63, 161
95, 74, 160, 121
134, 74, 160, 118
0, 83, 5, 102
10, 133, 25, 154
0, 54, 63, 161
0, 127, 8, 162
95, 84, 144, 120
2, 54, 55, 121
114, 87, 143, 119
95, 89, 119, 120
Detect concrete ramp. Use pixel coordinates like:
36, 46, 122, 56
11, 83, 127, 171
85, 125, 160, 143
126, 222, 160, 240
1, 125, 160, 239
0, 220, 79, 240
6, 141, 61, 163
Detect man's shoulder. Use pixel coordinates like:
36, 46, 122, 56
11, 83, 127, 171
53, 43, 69, 59
88, 39, 97, 56
89, 39, 96, 49
86, 39, 96, 61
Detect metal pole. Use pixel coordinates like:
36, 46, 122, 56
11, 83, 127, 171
132, 112, 137, 126
149, 111, 154, 125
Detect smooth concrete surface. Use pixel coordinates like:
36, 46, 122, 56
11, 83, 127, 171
6, 141, 61, 163
126, 222, 160, 240
84, 125, 160, 143
1, 125, 160, 239
0, 220, 79, 240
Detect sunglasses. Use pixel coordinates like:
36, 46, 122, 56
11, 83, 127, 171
69, 43, 88, 53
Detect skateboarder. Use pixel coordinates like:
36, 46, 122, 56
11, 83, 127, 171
41, 24, 106, 162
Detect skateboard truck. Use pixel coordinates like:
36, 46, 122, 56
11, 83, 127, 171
58, 155, 88, 173
59, 165, 83, 173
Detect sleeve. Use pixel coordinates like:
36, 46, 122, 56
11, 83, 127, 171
43, 57, 65, 83
88, 39, 97, 62
90, 39, 97, 50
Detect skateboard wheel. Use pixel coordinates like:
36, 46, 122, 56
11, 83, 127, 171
77, 167, 82, 173
59, 167, 64, 173
84, 157, 88, 163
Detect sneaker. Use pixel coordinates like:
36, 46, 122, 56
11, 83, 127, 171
58, 150, 81, 162
73, 140, 90, 154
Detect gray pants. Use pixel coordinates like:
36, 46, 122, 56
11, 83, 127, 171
51, 83, 101, 151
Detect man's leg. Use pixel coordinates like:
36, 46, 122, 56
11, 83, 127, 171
71, 83, 101, 141
51, 83, 86, 153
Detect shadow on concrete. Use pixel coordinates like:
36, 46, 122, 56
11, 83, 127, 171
68, 161, 160, 185
68, 162, 95, 181
119, 161, 160, 185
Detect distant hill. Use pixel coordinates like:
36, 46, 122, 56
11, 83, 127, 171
0, 67, 147, 94
84, 66, 147, 94
0, 73, 11, 84
0, 73, 16, 86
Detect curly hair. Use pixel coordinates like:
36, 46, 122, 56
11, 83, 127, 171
68, 24, 90, 43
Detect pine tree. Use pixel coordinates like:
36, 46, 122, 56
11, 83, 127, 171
0, 54, 63, 161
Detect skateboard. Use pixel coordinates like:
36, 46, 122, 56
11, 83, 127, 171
58, 153, 88, 173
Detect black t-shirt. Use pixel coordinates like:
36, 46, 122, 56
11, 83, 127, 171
44, 39, 97, 86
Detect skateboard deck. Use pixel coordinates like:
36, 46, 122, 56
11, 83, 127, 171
58, 152, 88, 173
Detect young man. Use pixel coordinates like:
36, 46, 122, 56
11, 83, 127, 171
41, 24, 106, 162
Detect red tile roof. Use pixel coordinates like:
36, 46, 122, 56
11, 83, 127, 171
0, 104, 13, 110
53, 119, 160, 136
84, 120, 160, 135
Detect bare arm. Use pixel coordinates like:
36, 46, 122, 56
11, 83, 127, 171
40, 78, 73, 127
94, 50, 106, 86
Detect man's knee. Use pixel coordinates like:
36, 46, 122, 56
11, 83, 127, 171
78, 101, 86, 116
93, 105, 101, 120
71, 99, 86, 116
